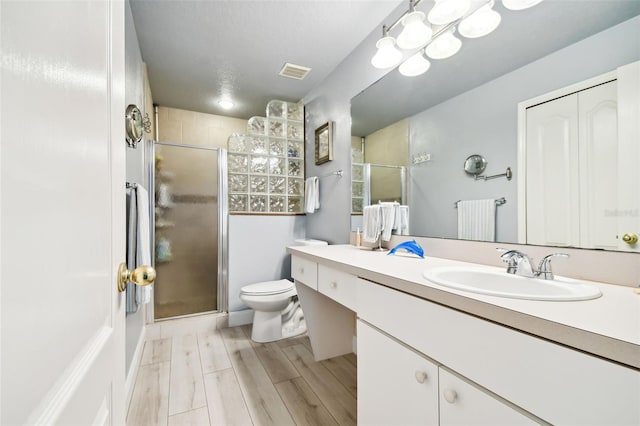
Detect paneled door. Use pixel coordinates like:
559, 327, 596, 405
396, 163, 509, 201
1, 1, 126, 424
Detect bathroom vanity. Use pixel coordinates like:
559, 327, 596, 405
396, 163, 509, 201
288, 244, 640, 425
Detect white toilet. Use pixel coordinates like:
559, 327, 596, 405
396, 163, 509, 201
240, 238, 327, 343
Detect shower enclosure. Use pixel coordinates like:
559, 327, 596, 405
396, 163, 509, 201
151, 141, 228, 319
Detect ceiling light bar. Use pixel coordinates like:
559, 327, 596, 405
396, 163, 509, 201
372, 0, 544, 74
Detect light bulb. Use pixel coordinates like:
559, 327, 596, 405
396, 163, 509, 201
371, 36, 403, 69
458, 1, 501, 38
397, 11, 433, 50
399, 52, 431, 77
426, 29, 462, 59
428, 0, 471, 25
218, 99, 234, 109
502, 0, 544, 10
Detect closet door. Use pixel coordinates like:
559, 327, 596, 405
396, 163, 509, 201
525, 94, 580, 247
578, 80, 618, 250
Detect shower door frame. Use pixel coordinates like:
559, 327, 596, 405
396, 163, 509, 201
145, 140, 228, 324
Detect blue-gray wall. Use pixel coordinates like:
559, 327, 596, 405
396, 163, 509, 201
409, 16, 640, 241
228, 215, 306, 312
303, 3, 408, 244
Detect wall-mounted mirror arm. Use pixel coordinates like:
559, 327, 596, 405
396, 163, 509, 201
475, 167, 512, 181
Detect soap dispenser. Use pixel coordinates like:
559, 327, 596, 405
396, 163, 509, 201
355, 227, 362, 247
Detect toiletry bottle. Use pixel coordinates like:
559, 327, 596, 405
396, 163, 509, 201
355, 227, 361, 247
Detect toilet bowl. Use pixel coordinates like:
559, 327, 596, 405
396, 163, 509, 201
240, 238, 327, 343
240, 279, 306, 343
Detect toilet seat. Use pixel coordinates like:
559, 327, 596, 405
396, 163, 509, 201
241, 279, 294, 296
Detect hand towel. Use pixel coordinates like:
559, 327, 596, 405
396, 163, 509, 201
396, 205, 410, 235
380, 202, 398, 241
363, 205, 382, 243
135, 185, 152, 305
457, 199, 496, 242
304, 176, 320, 213
126, 189, 139, 313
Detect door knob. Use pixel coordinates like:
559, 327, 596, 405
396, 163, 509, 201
622, 233, 638, 245
117, 262, 156, 292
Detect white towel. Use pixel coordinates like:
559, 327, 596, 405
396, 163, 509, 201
380, 202, 398, 242
395, 205, 410, 235
304, 177, 320, 213
363, 205, 382, 243
135, 185, 152, 305
457, 199, 496, 242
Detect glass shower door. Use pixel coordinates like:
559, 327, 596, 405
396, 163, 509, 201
154, 142, 221, 319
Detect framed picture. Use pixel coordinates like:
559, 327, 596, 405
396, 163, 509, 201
315, 121, 333, 165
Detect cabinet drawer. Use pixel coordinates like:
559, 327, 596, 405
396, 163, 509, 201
357, 280, 640, 425
291, 256, 317, 290
318, 264, 357, 311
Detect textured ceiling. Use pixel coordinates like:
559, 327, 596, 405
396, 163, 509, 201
351, 0, 640, 136
130, 0, 403, 119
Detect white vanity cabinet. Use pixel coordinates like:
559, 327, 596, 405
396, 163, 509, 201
358, 320, 439, 425
318, 264, 358, 311
357, 279, 640, 425
358, 320, 537, 426
291, 255, 318, 289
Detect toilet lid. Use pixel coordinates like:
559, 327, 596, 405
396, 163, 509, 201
241, 279, 294, 296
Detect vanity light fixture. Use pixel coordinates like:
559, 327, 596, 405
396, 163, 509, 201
502, 0, 544, 11
428, 0, 471, 25
396, 1, 433, 50
371, 0, 542, 74
425, 28, 462, 59
458, 0, 502, 38
371, 25, 403, 69
399, 51, 431, 76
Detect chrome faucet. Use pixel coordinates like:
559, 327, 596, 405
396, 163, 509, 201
496, 248, 569, 280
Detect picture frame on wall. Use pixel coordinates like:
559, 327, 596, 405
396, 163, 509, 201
315, 121, 333, 165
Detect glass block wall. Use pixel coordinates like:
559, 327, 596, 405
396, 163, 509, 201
228, 100, 305, 213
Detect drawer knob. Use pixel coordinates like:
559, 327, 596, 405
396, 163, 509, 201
443, 389, 457, 404
330, 281, 338, 289
414, 371, 428, 384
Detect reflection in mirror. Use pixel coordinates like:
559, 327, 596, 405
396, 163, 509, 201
351, 3, 640, 251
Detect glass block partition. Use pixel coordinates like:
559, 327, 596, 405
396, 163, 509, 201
228, 100, 305, 213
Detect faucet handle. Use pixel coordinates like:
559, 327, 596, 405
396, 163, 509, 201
538, 253, 569, 280
496, 248, 522, 274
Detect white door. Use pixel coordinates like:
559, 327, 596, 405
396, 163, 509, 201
525, 94, 580, 247
578, 80, 618, 250
1, 1, 126, 425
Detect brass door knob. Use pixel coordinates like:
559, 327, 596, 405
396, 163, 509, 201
117, 262, 156, 292
622, 233, 638, 245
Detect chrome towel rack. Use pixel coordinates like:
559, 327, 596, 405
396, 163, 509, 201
454, 197, 506, 208
475, 167, 512, 181
320, 170, 343, 178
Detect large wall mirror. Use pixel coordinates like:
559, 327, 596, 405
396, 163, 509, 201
351, 1, 640, 252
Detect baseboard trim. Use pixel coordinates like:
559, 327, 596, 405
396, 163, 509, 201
125, 326, 146, 414
228, 309, 254, 327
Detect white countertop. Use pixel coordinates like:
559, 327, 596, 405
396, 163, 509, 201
288, 244, 640, 369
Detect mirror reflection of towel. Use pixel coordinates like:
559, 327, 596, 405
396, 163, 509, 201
457, 199, 496, 242
363, 205, 382, 243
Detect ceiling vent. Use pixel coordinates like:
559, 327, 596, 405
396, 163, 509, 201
279, 63, 311, 80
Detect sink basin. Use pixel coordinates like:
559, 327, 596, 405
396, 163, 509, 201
423, 266, 602, 301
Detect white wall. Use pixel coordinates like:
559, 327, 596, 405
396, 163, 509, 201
124, 0, 146, 375
409, 16, 640, 242
228, 215, 306, 312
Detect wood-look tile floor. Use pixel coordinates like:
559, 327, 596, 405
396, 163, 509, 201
127, 325, 357, 426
